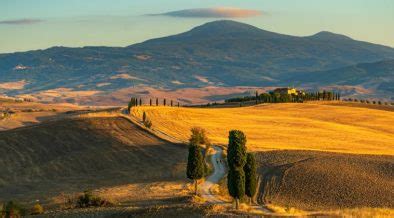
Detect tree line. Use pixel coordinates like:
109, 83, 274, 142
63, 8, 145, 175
225, 90, 341, 104
127, 97, 181, 112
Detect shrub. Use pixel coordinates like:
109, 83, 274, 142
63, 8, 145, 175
143, 119, 152, 128
76, 191, 112, 208
1, 201, 27, 217
189, 127, 210, 146
31, 203, 44, 215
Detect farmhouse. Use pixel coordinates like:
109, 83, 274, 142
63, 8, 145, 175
273, 87, 305, 96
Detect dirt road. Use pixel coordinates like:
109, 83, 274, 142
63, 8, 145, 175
200, 146, 226, 203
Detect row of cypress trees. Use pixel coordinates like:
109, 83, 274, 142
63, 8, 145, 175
186, 128, 257, 210
127, 97, 180, 113
227, 130, 256, 209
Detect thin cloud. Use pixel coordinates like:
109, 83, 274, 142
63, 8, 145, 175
0, 19, 43, 25
151, 7, 263, 18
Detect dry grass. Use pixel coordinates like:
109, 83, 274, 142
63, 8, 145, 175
132, 102, 394, 155
0, 116, 188, 207
327, 207, 394, 218
0, 101, 87, 130
255, 150, 394, 211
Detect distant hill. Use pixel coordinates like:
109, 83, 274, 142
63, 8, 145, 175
0, 20, 393, 102
285, 59, 394, 99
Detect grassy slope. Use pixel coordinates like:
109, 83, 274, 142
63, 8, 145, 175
0, 116, 187, 206
132, 102, 394, 155
255, 150, 394, 210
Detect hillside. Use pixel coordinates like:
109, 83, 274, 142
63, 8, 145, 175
256, 150, 394, 210
0, 116, 188, 206
1, 20, 394, 103
132, 103, 394, 155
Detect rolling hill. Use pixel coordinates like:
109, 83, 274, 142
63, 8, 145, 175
132, 103, 394, 155
0, 116, 188, 206
1, 20, 394, 103
256, 150, 394, 210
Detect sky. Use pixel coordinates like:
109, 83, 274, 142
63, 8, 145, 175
0, 0, 393, 53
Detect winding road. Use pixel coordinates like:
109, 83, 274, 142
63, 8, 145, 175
200, 145, 272, 214
201, 146, 227, 203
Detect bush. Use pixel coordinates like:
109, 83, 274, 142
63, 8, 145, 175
1, 201, 27, 217
143, 119, 152, 128
189, 127, 210, 146
76, 191, 112, 208
31, 203, 44, 215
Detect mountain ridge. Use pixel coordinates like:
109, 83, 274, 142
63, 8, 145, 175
0, 20, 393, 102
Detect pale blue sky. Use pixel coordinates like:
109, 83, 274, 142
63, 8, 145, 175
0, 0, 393, 53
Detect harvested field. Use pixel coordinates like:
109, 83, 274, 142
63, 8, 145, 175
132, 102, 394, 155
0, 116, 188, 206
255, 150, 394, 210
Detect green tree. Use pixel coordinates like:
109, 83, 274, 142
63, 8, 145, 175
227, 130, 247, 169
227, 168, 245, 209
227, 130, 247, 209
150, 99, 152, 106
156, 98, 159, 106
244, 153, 257, 205
189, 127, 210, 146
127, 99, 133, 113
142, 111, 147, 122
186, 144, 205, 195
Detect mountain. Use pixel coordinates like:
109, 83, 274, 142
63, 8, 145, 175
0, 20, 393, 102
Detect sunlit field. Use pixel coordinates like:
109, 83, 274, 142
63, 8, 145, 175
132, 103, 394, 155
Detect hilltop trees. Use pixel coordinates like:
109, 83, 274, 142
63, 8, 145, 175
225, 90, 342, 104
227, 130, 247, 209
244, 153, 257, 205
128, 97, 138, 113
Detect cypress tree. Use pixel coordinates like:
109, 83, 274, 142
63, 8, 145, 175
164, 99, 166, 106
227, 130, 247, 169
156, 98, 159, 106
177, 102, 180, 107
227, 130, 247, 209
171, 100, 173, 107
227, 169, 245, 209
244, 153, 257, 205
142, 111, 147, 122
150, 99, 152, 106
139, 98, 142, 106
255, 91, 258, 105
186, 144, 205, 195
127, 98, 133, 113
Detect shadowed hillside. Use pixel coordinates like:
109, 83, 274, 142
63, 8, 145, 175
0, 116, 187, 204
256, 150, 394, 210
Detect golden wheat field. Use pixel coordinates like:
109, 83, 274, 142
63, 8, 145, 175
132, 103, 394, 155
